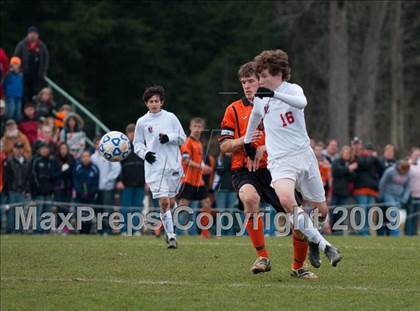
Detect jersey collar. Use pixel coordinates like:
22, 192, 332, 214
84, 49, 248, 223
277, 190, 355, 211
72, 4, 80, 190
242, 97, 253, 106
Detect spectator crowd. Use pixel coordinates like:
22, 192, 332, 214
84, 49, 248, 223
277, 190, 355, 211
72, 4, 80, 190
1, 27, 419, 237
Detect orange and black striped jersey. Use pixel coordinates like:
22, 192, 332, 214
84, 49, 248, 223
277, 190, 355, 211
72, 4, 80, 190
181, 136, 205, 187
219, 98, 267, 171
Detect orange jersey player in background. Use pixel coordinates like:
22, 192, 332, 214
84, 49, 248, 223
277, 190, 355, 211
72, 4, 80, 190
178, 118, 213, 238
219, 61, 318, 279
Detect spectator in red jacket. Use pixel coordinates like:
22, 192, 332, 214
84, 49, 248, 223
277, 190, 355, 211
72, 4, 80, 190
0, 100, 6, 136
18, 102, 39, 145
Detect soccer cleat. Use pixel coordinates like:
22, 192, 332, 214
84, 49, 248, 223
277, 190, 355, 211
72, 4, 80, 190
290, 267, 319, 279
167, 238, 177, 249
308, 241, 321, 268
324, 245, 342, 267
250, 257, 272, 274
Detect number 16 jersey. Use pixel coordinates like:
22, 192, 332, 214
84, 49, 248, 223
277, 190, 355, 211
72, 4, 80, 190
254, 81, 311, 162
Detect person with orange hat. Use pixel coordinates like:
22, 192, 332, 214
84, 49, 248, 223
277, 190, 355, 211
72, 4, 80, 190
4, 56, 24, 121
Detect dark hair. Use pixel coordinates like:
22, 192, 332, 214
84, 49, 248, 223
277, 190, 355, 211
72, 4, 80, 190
254, 49, 291, 81
238, 62, 258, 80
143, 85, 165, 103
82, 149, 92, 157
190, 117, 205, 126
126, 123, 136, 133
57, 142, 69, 153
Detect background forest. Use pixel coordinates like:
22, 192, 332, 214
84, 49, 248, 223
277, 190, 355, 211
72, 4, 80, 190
2, 0, 419, 152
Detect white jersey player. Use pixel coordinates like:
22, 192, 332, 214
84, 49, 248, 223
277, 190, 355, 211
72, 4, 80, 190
244, 50, 342, 267
133, 85, 186, 249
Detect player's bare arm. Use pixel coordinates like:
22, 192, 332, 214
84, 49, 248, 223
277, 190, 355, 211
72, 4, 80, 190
220, 131, 263, 154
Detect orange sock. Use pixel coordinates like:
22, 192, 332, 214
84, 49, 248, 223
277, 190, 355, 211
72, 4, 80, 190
246, 215, 268, 258
200, 213, 210, 237
292, 232, 308, 270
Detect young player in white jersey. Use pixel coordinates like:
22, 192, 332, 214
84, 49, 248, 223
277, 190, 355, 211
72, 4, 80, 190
244, 50, 342, 267
133, 85, 186, 249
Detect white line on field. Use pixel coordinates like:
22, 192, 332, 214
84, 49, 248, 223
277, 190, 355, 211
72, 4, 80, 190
2, 276, 419, 293
2, 239, 418, 250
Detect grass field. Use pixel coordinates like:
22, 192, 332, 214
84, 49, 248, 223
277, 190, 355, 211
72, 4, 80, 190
1, 235, 419, 310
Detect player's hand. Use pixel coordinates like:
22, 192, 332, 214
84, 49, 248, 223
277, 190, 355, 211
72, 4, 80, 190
249, 130, 263, 143
116, 181, 125, 190
255, 87, 274, 99
202, 164, 212, 175
249, 146, 265, 172
244, 143, 257, 160
159, 133, 169, 144
145, 151, 157, 164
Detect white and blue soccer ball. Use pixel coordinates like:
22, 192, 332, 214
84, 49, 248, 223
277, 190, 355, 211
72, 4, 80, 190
98, 131, 131, 162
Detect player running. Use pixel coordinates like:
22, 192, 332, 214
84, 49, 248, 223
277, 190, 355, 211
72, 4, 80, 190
219, 62, 318, 278
244, 50, 342, 267
178, 118, 213, 238
133, 85, 186, 249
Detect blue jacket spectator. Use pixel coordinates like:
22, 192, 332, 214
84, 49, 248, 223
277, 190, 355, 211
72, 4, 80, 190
4, 57, 24, 121
73, 151, 99, 203
379, 162, 411, 204
73, 151, 99, 234
378, 161, 411, 236
4, 67, 23, 98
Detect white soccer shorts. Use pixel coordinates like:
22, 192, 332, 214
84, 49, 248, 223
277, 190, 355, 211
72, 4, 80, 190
268, 147, 326, 203
148, 170, 183, 199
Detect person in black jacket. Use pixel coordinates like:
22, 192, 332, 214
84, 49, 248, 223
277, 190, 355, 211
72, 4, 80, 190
73, 150, 99, 234
14, 26, 49, 102
214, 153, 238, 235
116, 124, 145, 235
330, 146, 357, 235
3, 142, 31, 232
53, 143, 75, 232
351, 138, 384, 236
31, 143, 55, 233
53, 143, 75, 202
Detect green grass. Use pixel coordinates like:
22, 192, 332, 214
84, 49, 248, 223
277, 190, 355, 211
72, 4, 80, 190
1, 235, 419, 310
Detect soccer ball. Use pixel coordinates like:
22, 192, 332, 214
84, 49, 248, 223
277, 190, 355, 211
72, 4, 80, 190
98, 131, 131, 162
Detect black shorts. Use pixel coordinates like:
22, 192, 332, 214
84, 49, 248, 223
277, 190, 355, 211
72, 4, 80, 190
231, 167, 302, 212
177, 183, 209, 201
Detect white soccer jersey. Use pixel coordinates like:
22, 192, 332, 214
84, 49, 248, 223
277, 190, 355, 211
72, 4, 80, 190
244, 81, 310, 161
133, 109, 186, 184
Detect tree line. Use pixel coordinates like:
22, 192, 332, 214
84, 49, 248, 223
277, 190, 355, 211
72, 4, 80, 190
2, 0, 419, 153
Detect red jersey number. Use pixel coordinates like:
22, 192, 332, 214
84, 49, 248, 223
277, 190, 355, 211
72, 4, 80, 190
280, 111, 295, 127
